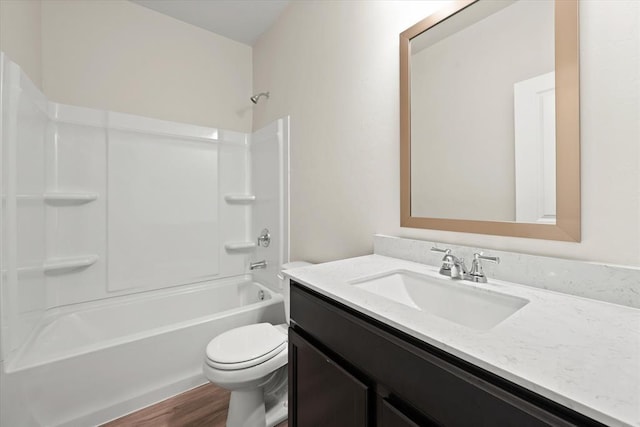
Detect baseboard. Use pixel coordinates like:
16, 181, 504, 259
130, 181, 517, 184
59, 375, 208, 427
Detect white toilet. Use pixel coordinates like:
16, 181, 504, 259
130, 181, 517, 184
203, 261, 311, 427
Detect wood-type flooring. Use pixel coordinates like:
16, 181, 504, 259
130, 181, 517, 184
103, 383, 288, 427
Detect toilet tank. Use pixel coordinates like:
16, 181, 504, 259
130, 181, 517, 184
280, 261, 313, 324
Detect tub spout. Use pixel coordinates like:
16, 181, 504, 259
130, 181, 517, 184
250, 260, 267, 270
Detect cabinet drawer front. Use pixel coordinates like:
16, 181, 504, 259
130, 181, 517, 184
291, 282, 599, 427
289, 329, 369, 427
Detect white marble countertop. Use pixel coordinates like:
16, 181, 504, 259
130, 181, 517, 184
285, 255, 640, 427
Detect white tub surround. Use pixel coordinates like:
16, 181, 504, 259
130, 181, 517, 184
285, 255, 640, 427
1, 53, 292, 426
250, 117, 291, 293
1, 52, 254, 364
374, 235, 640, 309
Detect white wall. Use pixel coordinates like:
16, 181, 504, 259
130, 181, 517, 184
0, 0, 42, 88
254, 0, 640, 266
40, 0, 252, 132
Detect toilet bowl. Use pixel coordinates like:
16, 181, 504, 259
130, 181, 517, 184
203, 323, 289, 427
203, 261, 312, 427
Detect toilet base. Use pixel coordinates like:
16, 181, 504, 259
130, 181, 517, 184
223, 365, 288, 427
227, 389, 265, 427
226, 389, 288, 427
265, 396, 287, 427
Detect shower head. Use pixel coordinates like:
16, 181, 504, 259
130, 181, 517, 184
250, 92, 270, 104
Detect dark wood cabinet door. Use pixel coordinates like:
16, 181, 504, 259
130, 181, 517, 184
379, 398, 423, 427
289, 328, 369, 427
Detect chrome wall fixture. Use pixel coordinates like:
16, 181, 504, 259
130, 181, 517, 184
257, 228, 271, 247
250, 92, 270, 104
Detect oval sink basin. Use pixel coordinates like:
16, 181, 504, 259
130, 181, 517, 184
349, 270, 529, 330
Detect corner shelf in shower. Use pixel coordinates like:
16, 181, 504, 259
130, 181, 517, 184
16, 192, 98, 205
224, 241, 257, 252
45, 192, 98, 205
14, 255, 99, 275
224, 194, 256, 204
43, 255, 99, 273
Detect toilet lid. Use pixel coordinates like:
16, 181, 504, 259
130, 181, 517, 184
206, 323, 286, 369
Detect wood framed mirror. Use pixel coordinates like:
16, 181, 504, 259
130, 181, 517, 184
400, 0, 580, 241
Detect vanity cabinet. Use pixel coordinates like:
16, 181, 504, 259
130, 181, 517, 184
288, 281, 604, 427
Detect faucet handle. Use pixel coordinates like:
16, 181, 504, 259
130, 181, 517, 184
469, 252, 500, 283
430, 247, 451, 255
257, 228, 271, 247
475, 253, 500, 264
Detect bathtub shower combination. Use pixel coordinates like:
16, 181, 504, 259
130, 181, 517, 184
0, 53, 291, 426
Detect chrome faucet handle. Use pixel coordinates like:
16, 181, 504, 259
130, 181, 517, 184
431, 247, 453, 276
477, 253, 500, 263
469, 252, 500, 283
430, 247, 451, 255
257, 228, 271, 247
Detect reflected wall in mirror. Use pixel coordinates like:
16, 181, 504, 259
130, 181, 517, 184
400, 0, 580, 241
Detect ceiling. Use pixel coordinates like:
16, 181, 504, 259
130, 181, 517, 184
131, 0, 291, 46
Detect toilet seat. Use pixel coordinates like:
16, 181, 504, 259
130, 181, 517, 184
206, 323, 287, 370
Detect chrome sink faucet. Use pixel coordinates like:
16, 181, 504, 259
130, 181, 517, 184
431, 247, 501, 283
430, 247, 468, 280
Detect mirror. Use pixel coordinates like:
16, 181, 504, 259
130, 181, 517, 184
400, 0, 580, 241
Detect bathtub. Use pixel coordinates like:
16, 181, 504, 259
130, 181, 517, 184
0, 276, 285, 427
